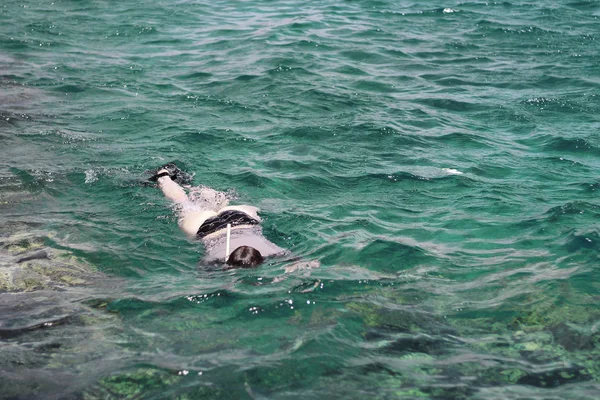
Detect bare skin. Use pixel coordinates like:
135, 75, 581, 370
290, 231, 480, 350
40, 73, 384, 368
154, 167, 320, 277
156, 168, 260, 238
155, 169, 285, 261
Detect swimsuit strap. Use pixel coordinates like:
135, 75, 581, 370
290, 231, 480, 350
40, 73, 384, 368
197, 210, 259, 239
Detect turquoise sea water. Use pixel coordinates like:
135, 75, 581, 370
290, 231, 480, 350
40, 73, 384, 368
1, 0, 600, 398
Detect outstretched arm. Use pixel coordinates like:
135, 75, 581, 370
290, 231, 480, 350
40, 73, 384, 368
156, 170, 215, 237
157, 170, 189, 204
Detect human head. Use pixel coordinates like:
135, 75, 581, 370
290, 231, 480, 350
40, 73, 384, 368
226, 246, 264, 269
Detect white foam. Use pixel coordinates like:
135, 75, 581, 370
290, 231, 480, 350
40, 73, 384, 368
443, 8, 457, 14
188, 185, 230, 211
442, 168, 463, 175
84, 169, 98, 184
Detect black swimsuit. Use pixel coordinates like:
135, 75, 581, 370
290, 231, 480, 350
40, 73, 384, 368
196, 210, 259, 239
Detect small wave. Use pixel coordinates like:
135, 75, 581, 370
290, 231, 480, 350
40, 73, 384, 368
328, 64, 369, 76
353, 123, 430, 146
354, 238, 436, 272
433, 131, 492, 149
0, 37, 29, 51
225, 169, 274, 189
564, 230, 600, 253
522, 96, 597, 113
416, 97, 489, 112
175, 71, 213, 81
275, 39, 333, 51
470, 19, 561, 37
24, 20, 62, 36
352, 79, 397, 94
380, 48, 411, 59
535, 75, 600, 90
339, 49, 390, 65
566, 1, 600, 11
50, 84, 86, 93
382, 167, 467, 181
234, 74, 260, 81
542, 136, 600, 156
142, 38, 187, 45
545, 201, 600, 222
267, 65, 317, 77
577, 180, 600, 193
376, 171, 428, 183
0, 110, 32, 126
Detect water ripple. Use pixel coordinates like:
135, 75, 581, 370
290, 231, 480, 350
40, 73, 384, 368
2, 0, 600, 397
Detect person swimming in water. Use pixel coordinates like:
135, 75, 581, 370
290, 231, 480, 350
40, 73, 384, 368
150, 164, 287, 268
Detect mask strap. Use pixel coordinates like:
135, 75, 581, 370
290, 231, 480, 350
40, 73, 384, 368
225, 223, 232, 262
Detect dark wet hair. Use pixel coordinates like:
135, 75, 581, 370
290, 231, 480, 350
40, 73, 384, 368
226, 246, 264, 269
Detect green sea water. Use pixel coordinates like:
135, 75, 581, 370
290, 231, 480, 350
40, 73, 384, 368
1, 0, 600, 398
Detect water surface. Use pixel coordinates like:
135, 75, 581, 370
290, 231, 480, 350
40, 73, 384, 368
1, 0, 599, 398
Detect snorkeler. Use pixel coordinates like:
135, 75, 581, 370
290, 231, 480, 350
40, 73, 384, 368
150, 164, 286, 268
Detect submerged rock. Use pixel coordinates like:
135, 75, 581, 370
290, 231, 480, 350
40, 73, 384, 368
16, 249, 49, 263
550, 322, 598, 352
0, 232, 98, 292
82, 367, 184, 400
